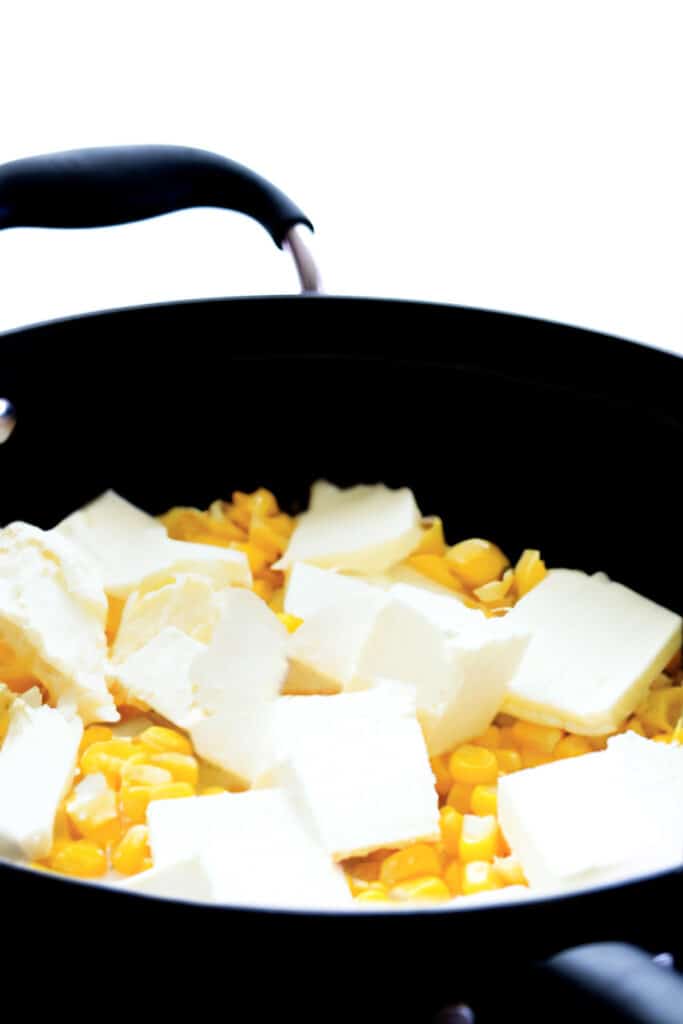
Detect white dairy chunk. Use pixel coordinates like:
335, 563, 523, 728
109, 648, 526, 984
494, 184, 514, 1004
0, 696, 82, 859
498, 733, 683, 893
112, 574, 226, 663
0, 522, 117, 724
275, 482, 422, 574
147, 789, 350, 909
284, 563, 379, 620
189, 590, 288, 784
120, 855, 214, 902
286, 577, 523, 751
286, 585, 388, 694
57, 489, 250, 598
502, 570, 683, 734
272, 686, 439, 860
388, 583, 484, 635
109, 628, 205, 729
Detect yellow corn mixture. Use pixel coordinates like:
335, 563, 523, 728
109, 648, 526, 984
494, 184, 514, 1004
2, 488, 681, 903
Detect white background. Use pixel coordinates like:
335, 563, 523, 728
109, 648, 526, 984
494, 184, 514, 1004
0, 1, 681, 354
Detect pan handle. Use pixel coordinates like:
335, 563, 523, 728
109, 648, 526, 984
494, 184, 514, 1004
0, 145, 320, 292
534, 943, 683, 1023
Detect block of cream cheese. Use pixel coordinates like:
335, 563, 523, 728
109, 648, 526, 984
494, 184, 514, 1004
109, 627, 205, 729
119, 854, 214, 903
273, 685, 440, 860
286, 580, 388, 694
286, 574, 524, 752
498, 732, 683, 893
112, 574, 225, 663
275, 482, 422, 574
284, 562, 381, 621
0, 522, 117, 724
57, 490, 250, 598
147, 789, 351, 908
501, 569, 683, 734
189, 590, 288, 785
0, 694, 82, 859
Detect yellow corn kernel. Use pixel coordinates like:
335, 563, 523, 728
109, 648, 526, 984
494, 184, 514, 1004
430, 755, 452, 798
121, 762, 174, 787
497, 725, 518, 748
470, 785, 498, 817
119, 785, 153, 825
249, 516, 287, 561
416, 517, 447, 556
148, 782, 195, 804
230, 542, 270, 576
407, 554, 464, 593
520, 748, 554, 769
588, 734, 611, 750
80, 739, 140, 787
67, 783, 121, 847
106, 594, 126, 639
252, 578, 275, 603
493, 854, 527, 886
653, 733, 673, 744
638, 687, 683, 734
474, 570, 515, 605
148, 752, 199, 785
49, 840, 107, 879
470, 725, 501, 750
495, 748, 523, 774
446, 781, 474, 814
379, 844, 442, 889
443, 860, 463, 896
511, 721, 563, 756
514, 549, 547, 598
448, 745, 499, 785
136, 726, 193, 756
276, 612, 303, 634
459, 814, 498, 863
439, 806, 463, 855
53, 800, 73, 841
665, 649, 682, 675
111, 825, 151, 876
462, 860, 502, 895
199, 786, 226, 796
390, 876, 451, 903
246, 488, 279, 518
79, 725, 114, 754
625, 717, 647, 737
554, 735, 593, 759
446, 539, 510, 590
268, 513, 295, 539
345, 859, 381, 887
354, 886, 389, 904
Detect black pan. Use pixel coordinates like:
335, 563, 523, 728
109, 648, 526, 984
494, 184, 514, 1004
0, 147, 681, 1024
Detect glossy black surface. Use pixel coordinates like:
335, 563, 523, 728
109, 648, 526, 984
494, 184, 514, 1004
1, 294, 682, 1021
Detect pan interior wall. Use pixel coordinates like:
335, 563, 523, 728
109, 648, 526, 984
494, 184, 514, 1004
1, 297, 680, 613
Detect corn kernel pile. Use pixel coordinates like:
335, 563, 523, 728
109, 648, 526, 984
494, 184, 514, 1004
2, 488, 679, 903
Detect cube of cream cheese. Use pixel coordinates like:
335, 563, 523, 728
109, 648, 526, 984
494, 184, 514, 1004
502, 569, 683, 734
188, 590, 288, 785
498, 733, 683, 893
0, 695, 82, 860
112, 574, 226, 663
57, 490, 250, 598
109, 627, 205, 729
119, 855, 214, 903
0, 522, 117, 724
147, 789, 351, 909
275, 482, 422, 574
286, 575, 526, 754
272, 685, 440, 860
